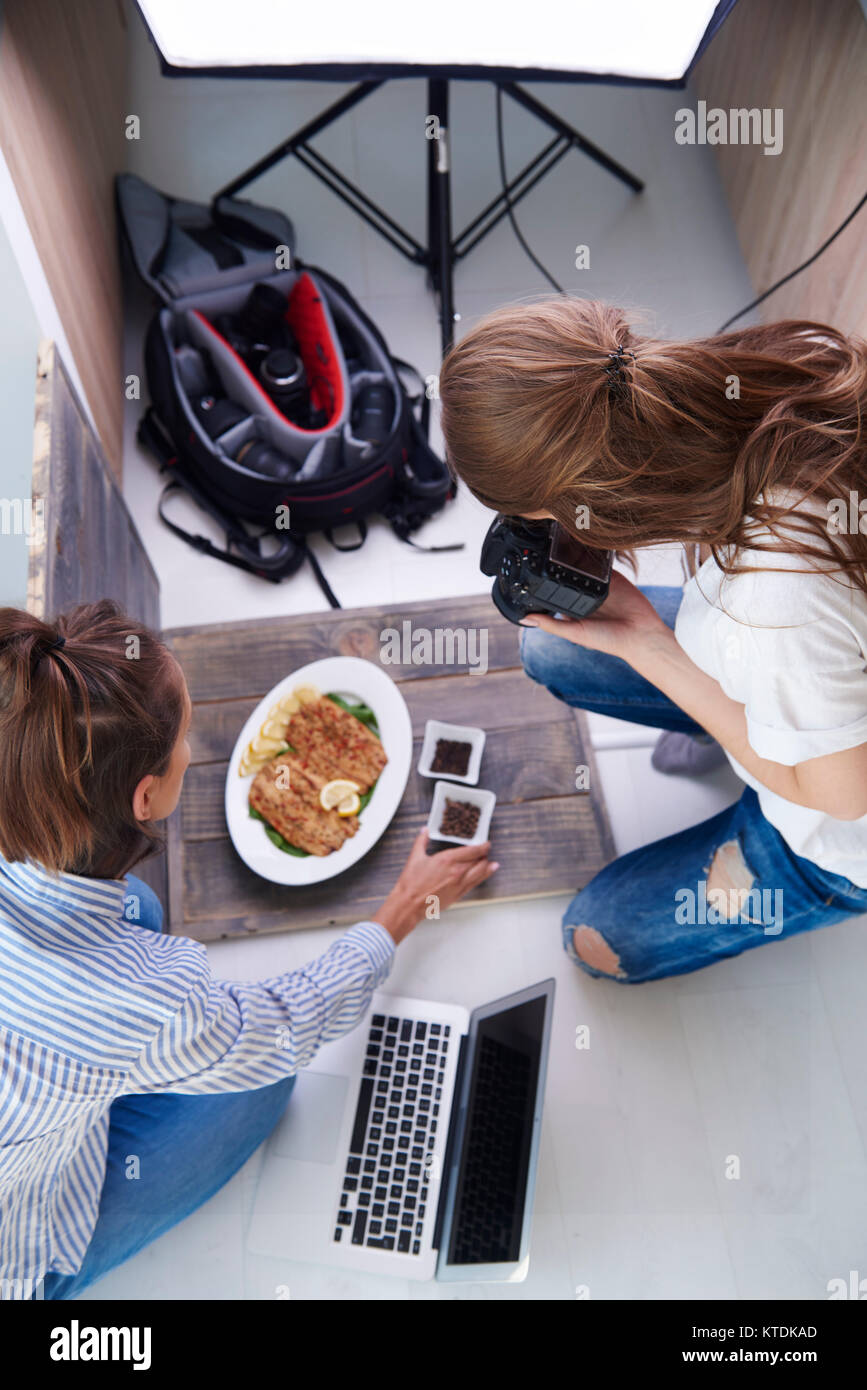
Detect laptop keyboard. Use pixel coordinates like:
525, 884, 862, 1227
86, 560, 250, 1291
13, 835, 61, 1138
333, 1012, 451, 1256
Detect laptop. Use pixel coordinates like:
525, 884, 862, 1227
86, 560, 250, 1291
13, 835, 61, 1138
246, 979, 555, 1282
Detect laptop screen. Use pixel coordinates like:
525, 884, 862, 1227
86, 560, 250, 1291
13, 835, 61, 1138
445, 993, 547, 1265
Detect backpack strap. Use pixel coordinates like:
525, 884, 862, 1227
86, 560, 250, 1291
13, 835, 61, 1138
156, 481, 297, 584
322, 520, 368, 551
137, 407, 342, 604
391, 355, 431, 436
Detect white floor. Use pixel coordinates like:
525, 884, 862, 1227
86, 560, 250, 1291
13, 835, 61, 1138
83, 19, 867, 1299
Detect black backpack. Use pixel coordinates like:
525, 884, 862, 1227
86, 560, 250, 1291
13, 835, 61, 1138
116, 174, 461, 604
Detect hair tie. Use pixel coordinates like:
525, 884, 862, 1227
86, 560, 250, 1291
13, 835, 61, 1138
605, 344, 636, 398
35, 633, 65, 666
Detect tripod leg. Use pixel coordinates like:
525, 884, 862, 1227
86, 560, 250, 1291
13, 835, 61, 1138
426, 78, 456, 355
504, 82, 644, 194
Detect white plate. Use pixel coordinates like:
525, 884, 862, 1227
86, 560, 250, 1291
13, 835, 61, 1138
225, 656, 413, 885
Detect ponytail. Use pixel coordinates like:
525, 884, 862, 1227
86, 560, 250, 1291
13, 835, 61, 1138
0, 601, 185, 878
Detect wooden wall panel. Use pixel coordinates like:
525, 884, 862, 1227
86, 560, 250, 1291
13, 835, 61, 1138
692, 0, 867, 338
0, 0, 128, 474
28, 340, 159, 626
27, 338, 165, 902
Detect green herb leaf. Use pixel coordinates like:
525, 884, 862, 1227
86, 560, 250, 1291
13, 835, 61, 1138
248, 804, 309, 857
325, 691, 380, 737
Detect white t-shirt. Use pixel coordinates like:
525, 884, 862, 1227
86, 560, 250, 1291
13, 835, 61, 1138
674, 491, 867, 887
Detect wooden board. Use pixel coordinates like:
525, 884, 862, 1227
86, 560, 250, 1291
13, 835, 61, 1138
27, 340, 167, 905
162, 597, 616, 941
28, 342, 160, 628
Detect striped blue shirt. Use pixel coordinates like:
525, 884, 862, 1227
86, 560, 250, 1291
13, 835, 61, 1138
0, 856, 395, 1299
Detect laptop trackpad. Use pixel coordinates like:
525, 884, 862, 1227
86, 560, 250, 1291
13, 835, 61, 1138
268, 1070, 350, 1165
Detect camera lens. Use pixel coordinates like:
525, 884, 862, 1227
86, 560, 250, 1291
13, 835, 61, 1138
260, 348, 308, 420
235, 437, 295, 481
175, 345, 216, 398
352, 382, 392, 444
260, 348, 304, 389
193, 394, 247, 439
239, 283, 293, 348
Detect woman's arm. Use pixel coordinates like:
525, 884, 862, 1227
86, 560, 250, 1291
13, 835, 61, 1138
522, 571, 867, 821
631, 623, 867, 819
127, 831, 497, 1095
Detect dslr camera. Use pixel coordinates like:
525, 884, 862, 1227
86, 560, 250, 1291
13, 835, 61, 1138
480, 514, 612, 625
215, 283, 328, 430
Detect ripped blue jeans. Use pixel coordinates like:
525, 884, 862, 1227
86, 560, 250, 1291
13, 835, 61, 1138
520, 585, 867, 983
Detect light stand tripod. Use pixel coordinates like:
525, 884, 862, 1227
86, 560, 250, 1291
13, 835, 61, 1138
212, 78, 644, 354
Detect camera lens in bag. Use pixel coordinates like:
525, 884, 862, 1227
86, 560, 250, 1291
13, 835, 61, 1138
352, 382, 392, 444
213, 283, 298, 376
235, 436, 295, 482
239, 283, 294, 346
193, 393, 248, 439
174, 345, 214, 398
259, 347, 308, 419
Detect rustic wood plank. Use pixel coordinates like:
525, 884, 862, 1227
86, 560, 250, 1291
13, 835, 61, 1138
163, 590, 616, 941
27, 343, 160, 627
163, 596, 520, 701
181, 718, 585, 841
133, 846, 169, 917
184, 665, 573, 765
164, 805, 185, 935
179, 798, 604, 941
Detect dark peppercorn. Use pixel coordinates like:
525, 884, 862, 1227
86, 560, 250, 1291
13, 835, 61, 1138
440, 798, 480, 840
430, 738, 472, 777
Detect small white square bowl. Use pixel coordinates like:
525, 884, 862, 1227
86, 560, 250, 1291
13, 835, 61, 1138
417, 720, 485, 785
427, 781, 496, 845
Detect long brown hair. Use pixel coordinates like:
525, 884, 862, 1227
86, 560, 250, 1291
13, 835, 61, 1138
0, 600, 185, 880
439, 298, 867, 593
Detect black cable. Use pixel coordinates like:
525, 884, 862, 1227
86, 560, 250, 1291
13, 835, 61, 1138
495, 85, 564, 294
494, 84, 866, 334
717, 189, 867, 333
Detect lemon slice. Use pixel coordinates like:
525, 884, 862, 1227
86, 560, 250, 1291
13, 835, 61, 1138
260, 715, 288, 740
251, 733, 285, 757
319, 778, 361, 811
274, 693, 300, 718
336, 792, 361, 817
293, 684, 320, 705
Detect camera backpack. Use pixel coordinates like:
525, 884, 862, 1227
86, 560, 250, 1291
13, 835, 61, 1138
115, 173, 461, 603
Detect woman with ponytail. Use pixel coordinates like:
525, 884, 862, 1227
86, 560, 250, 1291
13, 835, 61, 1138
0, 601, 495, 1299
440, 298, 867, 982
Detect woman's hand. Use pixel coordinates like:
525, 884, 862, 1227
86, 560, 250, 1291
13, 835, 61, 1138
372, 829, 498, 944
520, 569, 672, 661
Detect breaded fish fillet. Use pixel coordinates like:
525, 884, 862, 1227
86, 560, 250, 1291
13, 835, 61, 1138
249, 756, 359, 856
283, 696, 388, 793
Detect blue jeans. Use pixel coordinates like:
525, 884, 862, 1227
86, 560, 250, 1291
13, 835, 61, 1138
40, 874, 295, 1299
521, 585, 867, 984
